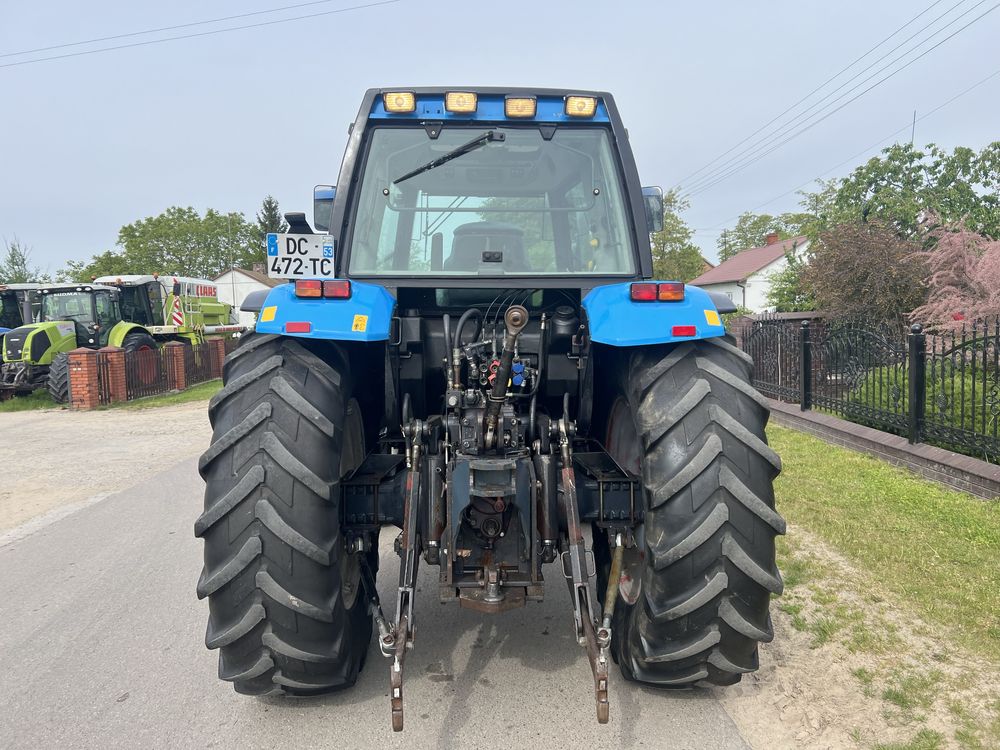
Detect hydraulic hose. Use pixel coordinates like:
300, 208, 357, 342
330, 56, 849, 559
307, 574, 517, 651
484, 305, 528, 449
452, 308, 481, 387
442, 313, 453, 388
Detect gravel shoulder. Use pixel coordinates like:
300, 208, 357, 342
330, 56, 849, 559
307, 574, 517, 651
0, 402, 212, 533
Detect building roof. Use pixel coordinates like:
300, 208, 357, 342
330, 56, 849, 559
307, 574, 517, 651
690, 235, 807, 286
214, 267, 281, 288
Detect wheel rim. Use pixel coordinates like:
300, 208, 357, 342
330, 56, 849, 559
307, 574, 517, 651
605, 397, 644, 606
338, 399, 364, 610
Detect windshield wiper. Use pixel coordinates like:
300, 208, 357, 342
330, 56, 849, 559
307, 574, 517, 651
393, 130, 505, 185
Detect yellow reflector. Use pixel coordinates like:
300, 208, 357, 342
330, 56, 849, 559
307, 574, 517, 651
445, 91, 477, 113
505, 97, 536, 118
383, 92, 416, 113
565, 95, 597, 117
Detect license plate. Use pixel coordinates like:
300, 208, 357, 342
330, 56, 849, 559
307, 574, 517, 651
266, 233, 336, 278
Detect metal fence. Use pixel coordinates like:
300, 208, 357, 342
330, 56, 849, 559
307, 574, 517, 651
740, 314, 1000, 464
184, 342, 215, 386
125, 347, 169, 400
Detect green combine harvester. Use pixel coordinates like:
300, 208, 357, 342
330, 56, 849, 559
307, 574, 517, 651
0, 274, 241, 402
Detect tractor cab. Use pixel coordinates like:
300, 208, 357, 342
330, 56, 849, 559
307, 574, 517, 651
37, 284, 122, 348
0, 283, 40, 333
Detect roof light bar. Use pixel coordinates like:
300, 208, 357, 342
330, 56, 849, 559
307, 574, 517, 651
383, 91, 416, 113
565, 95, 597, 117
445, 91, 477, 113
504, 96, 536, 118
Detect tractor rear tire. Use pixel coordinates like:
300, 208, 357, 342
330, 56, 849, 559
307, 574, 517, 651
47, 353, 69, 404
601, 336, 785, 687
196, 333, 373, 695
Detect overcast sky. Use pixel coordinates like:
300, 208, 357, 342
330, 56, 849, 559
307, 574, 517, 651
2, 0, 997, 273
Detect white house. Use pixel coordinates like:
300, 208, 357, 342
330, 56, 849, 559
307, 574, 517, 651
689, 234, 809, 313
213, 266, 281, 329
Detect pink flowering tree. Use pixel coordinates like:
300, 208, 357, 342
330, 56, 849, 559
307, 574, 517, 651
910, 216, 1000, 330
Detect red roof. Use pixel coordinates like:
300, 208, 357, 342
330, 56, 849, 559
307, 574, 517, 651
689, 236, 807, 286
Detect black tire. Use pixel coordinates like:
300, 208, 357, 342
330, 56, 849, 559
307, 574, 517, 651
121, 330, 157, 353
47, 353, 69, 403
196, 333, 373, 695
600, 336, 785, 687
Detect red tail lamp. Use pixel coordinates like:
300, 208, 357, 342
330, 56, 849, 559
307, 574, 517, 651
630, 282, 685, 302
295, 279, 352, 299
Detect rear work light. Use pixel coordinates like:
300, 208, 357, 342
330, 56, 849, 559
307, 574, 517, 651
505, 96, 536, 118
445, 91, 477, 113
383, 91, 416, 113
295, 279, 352, 299
565, 95, 597, 117
630, 282, 685, 302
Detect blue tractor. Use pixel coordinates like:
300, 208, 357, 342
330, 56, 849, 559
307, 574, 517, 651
196, 89, 784, 729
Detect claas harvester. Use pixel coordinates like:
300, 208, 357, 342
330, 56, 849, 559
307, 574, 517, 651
1, 275, 240, 401
196, 88, 784, 730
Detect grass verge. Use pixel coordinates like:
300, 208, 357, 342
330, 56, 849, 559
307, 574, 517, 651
768, 423, 1000, 661
108, 379, 221, 410
0, 390, 61, 413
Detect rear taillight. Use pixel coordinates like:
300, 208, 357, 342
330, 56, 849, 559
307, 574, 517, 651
295, 280, 322, 298
295, 279, 352, 299
322, 280, 352, 299
630, 282, 685, 302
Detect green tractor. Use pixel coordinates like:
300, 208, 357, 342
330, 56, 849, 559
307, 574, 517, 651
0, 275, 240, 402
0, 283, 40, 335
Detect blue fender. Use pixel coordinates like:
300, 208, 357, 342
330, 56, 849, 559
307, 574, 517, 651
582, 283, 726, 347
254, 281, 396, 342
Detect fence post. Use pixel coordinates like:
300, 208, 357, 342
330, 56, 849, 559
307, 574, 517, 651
207, 338, 226, 379
907, 323, 926, 444
163, 341, 187, 391
99, 346, 126, 403
799, 320, 812, 411
68, 347, 100, 410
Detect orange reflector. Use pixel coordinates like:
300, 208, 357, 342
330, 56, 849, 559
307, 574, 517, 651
565, 96, 597, 117
657, 282, 685, 302
295, 279, 322, 298
383, 92, 416, 113
505, 96, 536, 118
285, 322, 312, 333
672, 325, 697, 337
323, 280, 351, 299
445, 91, 477, 113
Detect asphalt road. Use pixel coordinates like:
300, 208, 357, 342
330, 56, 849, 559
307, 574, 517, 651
0, 457, 750, 750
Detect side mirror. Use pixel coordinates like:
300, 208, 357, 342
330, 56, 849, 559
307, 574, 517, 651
642, 186, 664, 233
314, 185, 336, 233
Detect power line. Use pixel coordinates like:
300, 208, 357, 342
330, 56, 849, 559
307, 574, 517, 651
671, 0, 950, 191
681, 0, 993, 196
683, 0, 999, 198
676, 0, 986, 197
696, 66, 1000, 233
0, 0, 401, 69
0, 0, 363, 58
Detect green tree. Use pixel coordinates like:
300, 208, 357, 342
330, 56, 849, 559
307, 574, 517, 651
651, 190, 708, 282
815, 142, 1000, 239
765, 251, 814, 312
61, 207, 259, 281
0, 238, 49, 283
255, 195, 288, 253
716, 211, 812, 261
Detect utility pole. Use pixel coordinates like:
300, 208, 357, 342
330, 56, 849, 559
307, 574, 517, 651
910, 109, 917, 146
